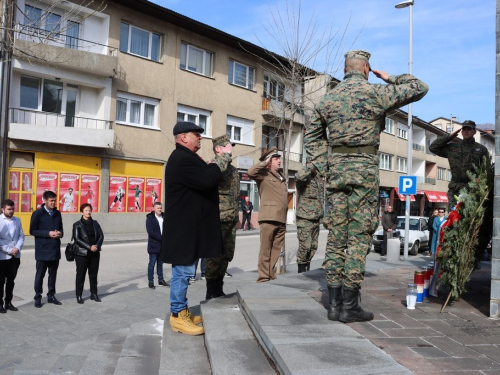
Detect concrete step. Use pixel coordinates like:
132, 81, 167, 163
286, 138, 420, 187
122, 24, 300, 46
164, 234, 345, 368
201, 294, 276, 375
159, 313, 211, 375
237, 270, 411, 375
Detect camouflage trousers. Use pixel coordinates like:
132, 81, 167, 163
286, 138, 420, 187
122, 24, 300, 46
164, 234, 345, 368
296, 218, 320, 264
324, 154, 379, 290
205, 221, 237, 280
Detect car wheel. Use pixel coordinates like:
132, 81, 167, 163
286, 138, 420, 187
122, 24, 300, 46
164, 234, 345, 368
410, 241, 419, 256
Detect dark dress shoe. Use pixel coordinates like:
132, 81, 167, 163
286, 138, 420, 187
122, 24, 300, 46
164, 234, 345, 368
148, 283, 155, 289
5, 302, 18, 311
158, 280, 170, 287
76, 296, 84, 304
90, 294, 101, 302
34, 299, 42, 308
47, 296, 62, 305
0, 304, 5, 313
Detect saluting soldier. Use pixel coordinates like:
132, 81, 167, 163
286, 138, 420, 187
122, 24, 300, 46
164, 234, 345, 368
295, 162, 324, 273
304, 50, 429, 323
429, 120, 490, 210
205, 135, 240, 299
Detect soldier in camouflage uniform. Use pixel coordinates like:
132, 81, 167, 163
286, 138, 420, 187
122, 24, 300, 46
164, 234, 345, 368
304, 50, 429, 323
295, 162, 324, 273
429, 120, 490, 211
205, 135, 240, 300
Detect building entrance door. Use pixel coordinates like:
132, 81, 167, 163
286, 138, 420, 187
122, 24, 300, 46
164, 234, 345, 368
8, 169, 34, 233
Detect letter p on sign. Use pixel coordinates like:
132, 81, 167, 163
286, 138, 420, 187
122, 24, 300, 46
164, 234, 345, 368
399, 176, 417, 195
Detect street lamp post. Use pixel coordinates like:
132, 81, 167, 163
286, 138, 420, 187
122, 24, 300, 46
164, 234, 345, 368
395, 0, 414, 261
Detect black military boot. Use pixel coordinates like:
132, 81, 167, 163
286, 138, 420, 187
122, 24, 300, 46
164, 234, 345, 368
306, 262, 311, 271
327, 284, 342, 321
216, 277, 226, 297
205, 278, 218, 300
339, 287, 374, 323
298, 264, 307, 273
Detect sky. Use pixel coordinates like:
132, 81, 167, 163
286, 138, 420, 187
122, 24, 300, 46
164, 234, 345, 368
150, 0, 495, 125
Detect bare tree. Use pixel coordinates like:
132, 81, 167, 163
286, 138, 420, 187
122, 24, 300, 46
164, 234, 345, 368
245, 0, 356, 273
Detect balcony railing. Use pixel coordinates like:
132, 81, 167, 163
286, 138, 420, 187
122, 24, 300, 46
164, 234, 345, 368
412, 143, 424, 152
14, 24, 117, 56
276, 150, 303, 163
11, 108, 112, 130
262, 98, 305, 117
425, 177, 436, 185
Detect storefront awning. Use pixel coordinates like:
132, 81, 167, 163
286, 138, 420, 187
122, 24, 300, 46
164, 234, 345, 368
424, 190, 448, 203
394, 187, 415, 201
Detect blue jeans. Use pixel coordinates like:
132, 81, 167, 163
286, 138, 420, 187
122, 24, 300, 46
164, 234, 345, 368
193, 258, 206, 278
148, 253, 164, 283
170, 262, 196, 314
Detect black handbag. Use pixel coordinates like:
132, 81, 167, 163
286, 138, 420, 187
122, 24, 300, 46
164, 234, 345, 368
65, 236, 76, 262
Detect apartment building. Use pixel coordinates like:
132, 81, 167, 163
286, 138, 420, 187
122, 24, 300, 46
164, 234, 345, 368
6, 0, 307, 233
378, 111, 451, 217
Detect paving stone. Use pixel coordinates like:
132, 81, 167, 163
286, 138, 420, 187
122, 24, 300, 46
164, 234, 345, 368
49, 355, 87, 374
468, 344, 500, 362
120, 334, 162, 358
409, 346, 451, 358
348, 322, 390, 339
243, 307, 329, 327
370, 320, 403, 329
383, 328, 442, 338
381, 346, 443, 373
423, 336, 483, 358
370, 337, 433, 348
114, 356, 160, 375
427, 357, 500, 371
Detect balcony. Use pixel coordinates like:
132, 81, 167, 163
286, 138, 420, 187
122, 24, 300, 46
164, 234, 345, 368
425, 177, 436, 185
262, 98, 306, 125
412, 143, 425, 152
9, 108, 114, 148
13, 26, 117, 77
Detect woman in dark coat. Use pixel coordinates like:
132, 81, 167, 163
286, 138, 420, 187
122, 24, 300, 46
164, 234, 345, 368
73, 203, 104, 304
427, 208, 438, 254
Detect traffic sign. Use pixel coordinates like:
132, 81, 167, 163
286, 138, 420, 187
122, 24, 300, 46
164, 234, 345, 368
399, 176, 417, 195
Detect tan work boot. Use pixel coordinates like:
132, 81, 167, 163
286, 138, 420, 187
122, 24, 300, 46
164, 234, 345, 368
170, 309, 204, 335
184, 309, 203, 325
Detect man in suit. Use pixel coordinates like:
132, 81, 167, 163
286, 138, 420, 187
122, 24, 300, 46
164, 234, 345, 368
160, 121, 231, 336
0, 199, 24, 313
248, 147, 288, 282
241, 196, 253, 230
30, 190, 63, 308
146, 202, 169, 289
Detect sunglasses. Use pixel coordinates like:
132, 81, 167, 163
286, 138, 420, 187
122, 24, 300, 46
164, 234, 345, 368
438, 211, 445, 213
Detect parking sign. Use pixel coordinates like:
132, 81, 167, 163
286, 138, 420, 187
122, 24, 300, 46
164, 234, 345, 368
399, 176, 417, 195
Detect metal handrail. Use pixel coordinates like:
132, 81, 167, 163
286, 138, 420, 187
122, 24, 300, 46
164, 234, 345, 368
10, 108, 112, 130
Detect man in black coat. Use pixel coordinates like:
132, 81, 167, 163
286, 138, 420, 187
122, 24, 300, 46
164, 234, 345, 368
146, 202, 169, 289
380, 205, 397, 256
30, 190, 63, 308
241, 196, 253, 230
161, 121, 231, 336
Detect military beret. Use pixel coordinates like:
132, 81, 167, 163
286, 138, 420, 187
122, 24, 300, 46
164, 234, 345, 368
173, 121, 205, 135
212, 135, 235, 148
344, 50, 371, 62
259, 146, 281, 162
462, 120, 476, 130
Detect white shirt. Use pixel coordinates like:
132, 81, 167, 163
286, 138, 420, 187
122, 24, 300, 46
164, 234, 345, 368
156, 214, 163, 235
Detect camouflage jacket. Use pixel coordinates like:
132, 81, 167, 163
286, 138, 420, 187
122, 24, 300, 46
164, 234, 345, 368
213, 155, 240, 222
304, 71, 429, 174
429, 136, 490, 190
295, 167, 324, 220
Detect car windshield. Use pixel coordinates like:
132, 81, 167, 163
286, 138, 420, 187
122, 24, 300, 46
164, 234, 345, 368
396, 218, 419, 231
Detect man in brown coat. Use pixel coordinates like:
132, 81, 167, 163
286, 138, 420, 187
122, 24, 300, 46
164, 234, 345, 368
248, 147, 288, 282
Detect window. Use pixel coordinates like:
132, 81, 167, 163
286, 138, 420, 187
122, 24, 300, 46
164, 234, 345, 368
116, 92, 159, 128
447, 169, 452, 181
397, 123, 408, 139
180, 43, 213, 77
65, 21, 80, 49
226, 116, 253, 145
120, 22, 161, 62
177, 105, 211, 135
379, 153, 393, 170
24, 4, 78, 44
396, 157, 407, 173
437, 167, 446, 180
384, 118, 394, 134
263, 75, 285, 101
262, 125, 284, 150
228, 60, 254, 90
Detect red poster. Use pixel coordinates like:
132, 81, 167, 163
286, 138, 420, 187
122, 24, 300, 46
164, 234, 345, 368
128, 177, 145, 213
9, 171, 20, 191
22, 172, 32, 191
145, 178, 162, 212
109, 176, 127, 213
36, 172, 58, 209
21, 193, 31, 213
8, 193, 19, 212
59, 173, 79, 212
81, 175, 100, 213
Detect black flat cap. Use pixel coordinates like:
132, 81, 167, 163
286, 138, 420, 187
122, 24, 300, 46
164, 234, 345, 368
173, 121, 205, 135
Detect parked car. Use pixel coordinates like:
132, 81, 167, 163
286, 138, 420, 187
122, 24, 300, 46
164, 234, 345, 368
372, 216, 430, 255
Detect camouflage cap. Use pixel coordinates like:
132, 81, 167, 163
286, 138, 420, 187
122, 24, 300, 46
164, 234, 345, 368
344, 50, 371, 62
462, 120, 476, 130
212, 135, 235, 147
259, 146, 281, 162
